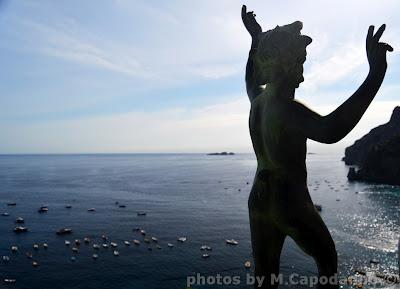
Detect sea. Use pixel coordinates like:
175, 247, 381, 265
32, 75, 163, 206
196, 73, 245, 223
0, 151, 399, 289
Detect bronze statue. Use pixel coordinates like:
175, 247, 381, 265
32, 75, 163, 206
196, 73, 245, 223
241, 5, 392, 288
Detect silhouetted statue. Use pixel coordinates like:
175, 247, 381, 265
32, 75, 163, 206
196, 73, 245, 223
241, 5, 392, 289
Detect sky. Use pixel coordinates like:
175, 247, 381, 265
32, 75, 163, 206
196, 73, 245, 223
0, 0, 399, 153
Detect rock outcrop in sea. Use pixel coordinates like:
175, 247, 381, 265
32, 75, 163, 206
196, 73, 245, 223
343, 106, 400, 185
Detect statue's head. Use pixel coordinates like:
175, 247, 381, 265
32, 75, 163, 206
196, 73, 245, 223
254, 21, 312, 89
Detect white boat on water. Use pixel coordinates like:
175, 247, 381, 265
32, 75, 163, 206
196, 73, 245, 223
110, 242, 118, 248
151, 237, 158, 243
124, 241, 130, 246
225, 239, 239, 245
167, 243, 174, 248
65, 240, 71, 246
15, 217, 24, 223
177, 237, 187, 242
92, 254, 98, 259
133, 240, 140, 245
93, 244, 100, 250
113, 250, 119, 256
102, 244, 109, 248
2, 256, 10, 262
200, 245, 212, 251
11, 246, 18, 252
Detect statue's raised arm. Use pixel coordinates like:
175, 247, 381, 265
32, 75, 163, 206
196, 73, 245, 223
286, 24, 393, 144
241, 5, 264, 101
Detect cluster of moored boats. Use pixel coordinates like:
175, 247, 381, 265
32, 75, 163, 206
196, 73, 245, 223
1, 201, 247, 285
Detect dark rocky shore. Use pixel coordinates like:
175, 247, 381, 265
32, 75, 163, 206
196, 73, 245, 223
344, 106, 400, 185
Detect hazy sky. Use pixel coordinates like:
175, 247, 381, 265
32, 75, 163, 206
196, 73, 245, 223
0, 0, 399, 153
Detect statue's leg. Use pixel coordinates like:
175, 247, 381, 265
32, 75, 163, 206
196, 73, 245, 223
287, 208, 338, 289
249, 210, 286, 289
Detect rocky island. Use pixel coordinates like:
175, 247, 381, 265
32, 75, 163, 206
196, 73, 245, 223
343, 106, 400, 185
207, 152, 235, 156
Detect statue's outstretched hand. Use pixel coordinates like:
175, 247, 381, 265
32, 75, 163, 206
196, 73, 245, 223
366, 24, 393, 74
241, 5, 262, 44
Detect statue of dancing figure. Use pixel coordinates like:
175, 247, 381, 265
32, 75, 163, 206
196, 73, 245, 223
241, 5, 392, 288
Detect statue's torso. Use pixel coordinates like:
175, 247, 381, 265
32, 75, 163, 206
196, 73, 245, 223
249, 92, 313, 217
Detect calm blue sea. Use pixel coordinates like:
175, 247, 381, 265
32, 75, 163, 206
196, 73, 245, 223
0, 152, 399, 289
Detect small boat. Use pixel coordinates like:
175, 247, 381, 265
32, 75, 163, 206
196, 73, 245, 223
64, 240, 71, 246
119, 205, 126, 208
202, 254, 210, 258
72, 247, 79, 253
26, 252, 33, 259
65, 205, 72, 209
200, 245, 212, 251
32, 261, 39, 267
15, 217, 24, 223
151, 237, 158, 243
75, 239, 81, 246
225, 239, 239, 245
244, 261, 251, 268
33, 244, 39, 250
110, 242, 118, 248
43, 243, 48, 249
14, 226, 28, 233
11, 246, 18, 252
102, 244, 109, 249
167, 243, 174, 248
2, 256, 10, 262
93, 244, 100, 250
2, 212, 9, 216
124, 241, 130, 246
137, 211, 147, 216
3, 279, 17, 284
156, 245, 162, 250
177, 237, 187, 242
56, 228, 72, 235
84, 237, 90, 244
87, 208, 96, 212
92, 254, 98, 259
113, 250, 119, 256
144, 238, 150, 244
140, 230, 146, 235
70, 256, 76, 262
7, 202, 16, 206
38, 206, 48, 213
314, 204, 322, 212
133, 240, 140, 245
101, 234, 108, 240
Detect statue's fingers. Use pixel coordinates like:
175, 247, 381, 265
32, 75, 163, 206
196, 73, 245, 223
241, 5, 248, 21
366, 25, 374, 49
373, 24, 386, 43
383, 43, 394, 52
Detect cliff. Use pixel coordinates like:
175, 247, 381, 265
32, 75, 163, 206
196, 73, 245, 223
344, 106, 400, 185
